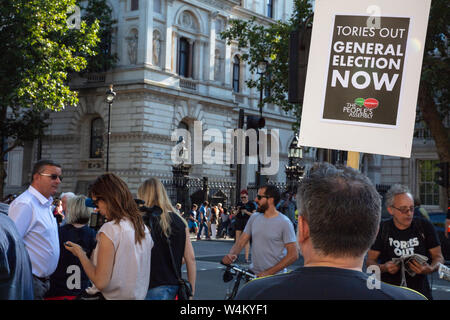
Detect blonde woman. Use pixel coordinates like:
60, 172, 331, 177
138, 178, 196, 300
65, 173, 153, 300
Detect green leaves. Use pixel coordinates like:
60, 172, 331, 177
0, 0, 100, 113
220, 0, 313, 131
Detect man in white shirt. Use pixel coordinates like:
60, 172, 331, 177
8, 160, 62, 299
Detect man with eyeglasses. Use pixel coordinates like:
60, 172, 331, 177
367, 184, 443, 299
8, 159, 62, 299
222, 185, 298, 278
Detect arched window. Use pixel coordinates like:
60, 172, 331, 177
233, 56, 240, 92
90, 117, 104, 158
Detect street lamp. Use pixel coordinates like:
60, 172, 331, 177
288, 135, 303, 160
285, 134, 304, 192
256, 60, 268, 117
105, 84, 116, 172
256, 60, 268, 187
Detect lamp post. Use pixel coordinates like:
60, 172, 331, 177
256, 60, 268, 187
285, 134, 305, 192
105, 84, 116, 172
257, 60, 268, 118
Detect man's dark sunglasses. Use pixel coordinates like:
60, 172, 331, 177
256, 194, 269, 200
39, 173, 63, 181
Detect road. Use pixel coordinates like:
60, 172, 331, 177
183, 236, 450, 300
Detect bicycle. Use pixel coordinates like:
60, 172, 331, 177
221, 261, 256, 300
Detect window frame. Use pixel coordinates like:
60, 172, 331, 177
232, 56, 240, 93
90, 117, 104, 159
417, 159, 440, 207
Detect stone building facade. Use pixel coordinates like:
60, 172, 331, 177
5, 0, 298, 204
4, 0, 447, 213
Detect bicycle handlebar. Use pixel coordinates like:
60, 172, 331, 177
220, 261, 256, 279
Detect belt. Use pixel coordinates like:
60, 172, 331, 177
33, 275, 50, 282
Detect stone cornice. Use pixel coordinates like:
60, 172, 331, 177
110, 132, 172, 143
43, 135, 80, 143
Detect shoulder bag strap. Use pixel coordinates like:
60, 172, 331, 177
165, 230, 183, 282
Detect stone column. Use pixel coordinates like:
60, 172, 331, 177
208, 12, 218, 81
143, 0, 154, 65
164, 0, 175, 72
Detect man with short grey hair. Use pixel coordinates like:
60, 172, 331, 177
367, 184, 443, 300
235, 163, 425, 300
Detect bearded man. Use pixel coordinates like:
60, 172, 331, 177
222, 185, 298, 277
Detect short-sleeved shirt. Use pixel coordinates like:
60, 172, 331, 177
91, 219, 153, 300
8, 186, 60, 278
235, 266, 426, 300
370, 218, 440, 299
243, 212, 296, 275
235, 201, 257, 231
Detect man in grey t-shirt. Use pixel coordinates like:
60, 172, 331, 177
222, 185, 298, 277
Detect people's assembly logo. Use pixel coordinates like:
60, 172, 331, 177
343, 97, 379, 120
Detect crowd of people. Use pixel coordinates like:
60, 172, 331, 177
1, 160, 195, 300
0, 159, 448, 300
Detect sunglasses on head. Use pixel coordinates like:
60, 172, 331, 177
39, 173, 63, 181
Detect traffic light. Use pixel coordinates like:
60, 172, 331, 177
435, 162, 449, 188
246, 115, 265, 130
288, 22, 312, 104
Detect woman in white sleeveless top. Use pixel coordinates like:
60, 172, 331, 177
65, 173, 153, 300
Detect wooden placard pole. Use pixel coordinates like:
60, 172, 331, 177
347, 151, 360, 170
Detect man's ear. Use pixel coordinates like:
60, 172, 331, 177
297, 216, 310, 244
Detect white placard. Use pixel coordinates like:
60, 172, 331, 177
298, 0, 431, 158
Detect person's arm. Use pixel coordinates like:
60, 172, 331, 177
445, 219, 450, 238
183, 227, 196, 298
366, 249, 400, 274
243, 203, 257, 216
222, 232, 251, 265
257, 242, 298, 278
8, 202, 33, 238
408, 246, 444, 275
65, 232, 115, 290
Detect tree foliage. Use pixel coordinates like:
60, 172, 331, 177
81, 0, 118, 73
221, 0, 449, 164
220, 0, 313, 127
0, 0, 102, 196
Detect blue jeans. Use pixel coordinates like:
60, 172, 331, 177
145, 285, 179, 300
197, 221, 209, 238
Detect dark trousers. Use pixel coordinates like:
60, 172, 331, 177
32, 275, 50, 300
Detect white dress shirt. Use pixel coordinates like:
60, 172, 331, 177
8, 186, 60, 278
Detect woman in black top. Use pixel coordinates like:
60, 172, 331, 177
138, 178, 196, 300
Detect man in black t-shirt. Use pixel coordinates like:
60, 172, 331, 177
234, 190, 257, 264
236, 164, 426, 300
367, 184, 444, 300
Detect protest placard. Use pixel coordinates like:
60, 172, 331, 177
299, 0, 431, 158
